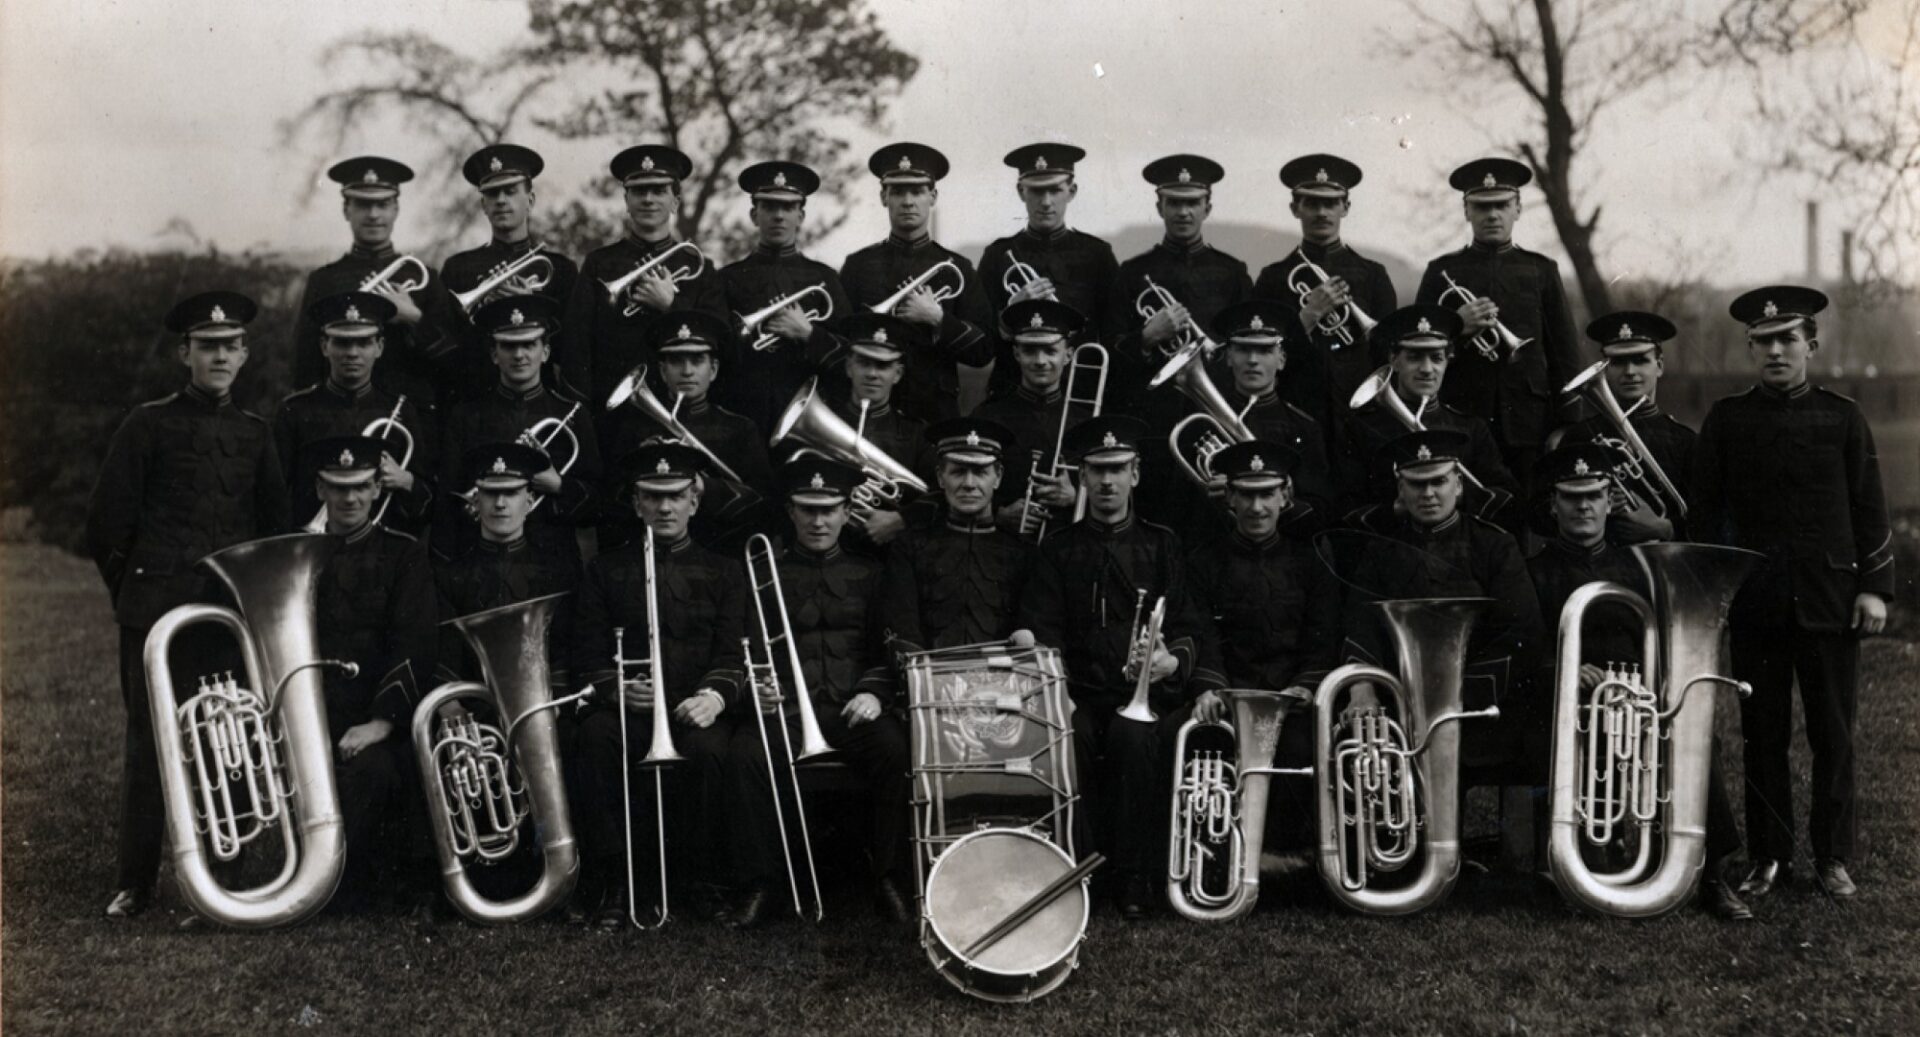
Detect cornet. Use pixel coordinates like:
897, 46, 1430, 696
1560, 360, 1688, 519
1437, 271, 1531, 360
602, 241, 707, 318
302, 395, 414, 533
739, 283, 834, 353
1116, 591, 1166, 723
452, 252, 556, 313
1285, 252, 1377, 347
1001, 251, 1056, 301
607, 527, 682, 929
1018, 343, 1108, 540
359, 254, 432, 296
1138, 277, 1221, 387
870, 259, 965, 314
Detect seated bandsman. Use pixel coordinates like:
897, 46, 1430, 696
604, 312, 773, 553
303, 435, 437, 910
1339, 304, 1517, 528
1182, 440, 1340, 858
434, 294, 602, 563
573, 443, 747, 928
1524, 443, 1751, 920
729, 457, 908, 930
274, 290, 435, 536
442, 144, 579, 400
1014, 416, 1227, 921
824, 313, 933, 551
1205, 299, 1333, 516
971, 299, 1098, 535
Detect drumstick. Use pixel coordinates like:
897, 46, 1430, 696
961, 853, 1105, 959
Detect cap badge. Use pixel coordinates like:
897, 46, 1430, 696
965, 430, 981, 447
640, 155, 656, 172
677, 324, 692, 339
655, 458, 672, 475
873, 328, 889, 344
209, 305, 227, 324
772, 171, 787, 187
1573, 458, 1592, 476
1314, 168, 1329, 183
809, 472, 825, 490
509, 308, 526, 326
898, 154, 913, 171
1249, 315, 1266, 331
344, 305, 362, 323
1028, 312, 1045, 329
1177, 168, 1193, 183
1035, 155, 1050, 171
338, 449, 355, 467
1416, 317, 1432, 334
1482, 172, 1497, 188
1618, 322, 1633, 340
491, 457, 508, 474
1101, 431, 1118, 449
362, 168, 379, 184
1416, 444, 1433, 461
1763, 300, 1778, 318
489, 156, 503, 173
1250, 454, 1266, 472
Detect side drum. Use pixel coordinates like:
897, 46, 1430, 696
921, 828, 1088, 1004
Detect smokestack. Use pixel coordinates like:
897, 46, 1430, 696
1841, 230, 1855, 286
1805, 200, 1820, 283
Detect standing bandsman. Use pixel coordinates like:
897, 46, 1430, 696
442, 144, 579, 400
574, 443, 747, 927
292, 157, 458, 411
729, 457, 908, 930
822, 313, 933, 552
1014, 416, 1228, 920
1694, 286, 1892, 902
274, 291, 435, 536
978, 143, 1118, 394
86, 292, 288, 917
713, 161, 852, 435
1547, 312, 1693, 544
1253, 154, 1399, 435
1415, 157, 1579, 478
838, 142, 993, 422
973, 299, 1099, 533
1203, 300, 1333, 517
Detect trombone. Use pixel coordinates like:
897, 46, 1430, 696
1137, 277, 1221, 387
359, 255, 432, 296
743, 532, 833, 921
609, 526, 682, 929
870, 259, 965, 314
602, 241, 707, 318
452, 252, 556, 313
301, 394, 414, 533
1437, 271, 1531, 360
1001, 251, 1057, 301
1018, 343, 1108, 540
739, 284, 834, 353
1284, 252, 1377, 347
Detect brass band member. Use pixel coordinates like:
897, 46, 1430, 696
442, 144, 579, 400
1015, 415, 1228, 920
1547, 312, 1693, 544
828, 313, 933, 552
972, 299, 1096, 530
1415, 157, 1580, 478
274, 291, 435, 536
1206, 299, 1333, 516
86, 292, 288, 917
1253, 154, 1399, 435
1523, 443, 1751, 920
838, 142, 993, 422
292, 157, 458, 412
978, 143, 1118, 394
714, 161, 852, 435
729, 458, 908, 930
1695, 286, 1892, 902
574, 443, 747, 927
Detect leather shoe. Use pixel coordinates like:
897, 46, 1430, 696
104, 887, 151, 919
596, 885, 633, 930
1814, 858, 1857, 901
1736, 858, 1787, 899
728, 884, 775, 931
1118, 875, 1154, 922
1702, 881, 1754, 921
874, 876, 913, 927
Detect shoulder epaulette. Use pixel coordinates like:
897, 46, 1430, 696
237, 406, 268, 423
138, 393, 180, 410
280, 384, 322, 405
1814, 385, 1858, 404
375, 525, 419, 543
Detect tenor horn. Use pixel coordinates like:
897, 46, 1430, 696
1167, 689, 1299, 922
1348, 366, 1496, 498
1138, 277, 1222, 384
413, 592, 591, 925
359, 254, 431, 295
1284, 252, 1377, 347
771, 378, 928, 500
1547, 544, 1757, 917
606, 366, 747, 484
145, 533, 360, 928
1311, 598, 1497, 915
452, 252, 556, 313
1561, 361, 1688, 519
1157, 343, 1253, 487
1001, 251, 1057, 301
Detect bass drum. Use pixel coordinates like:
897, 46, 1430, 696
921, 828, 1089, 1004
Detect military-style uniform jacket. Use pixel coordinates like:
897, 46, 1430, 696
1552, 401, 1696, 542
877, 515, 1035, 659
1104, 240, 1253, 421
978, 226, 1119, 391
838, 234, 994, 421
432, 533, 581, 689
1216, 386, 1333, 510
272, 380, 437, 534
559, 235, 727, 417
86, 384, 289, 629
1693, 382, 1893, 632
292, 244, 459, 410
713, 243, 853, 435
572, 533, 747, 712
1253, 239, 1400, 434
314, 522, 436, 734
1185, 529, 1341, 692
828, 397, 930, 492
1415, 241, 1580, 454
970, 383, 1086, 512
433, 381, 603, 556
606, 393, 774, 552
760, 542, 892, 707
1016, 512, 1227, 702
1525, 535, 1647, 693
440, 237, 580, 400
1339, 393, 1518, 524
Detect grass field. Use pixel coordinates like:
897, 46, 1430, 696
5, 541, 1918, 1035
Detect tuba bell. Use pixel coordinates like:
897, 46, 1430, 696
145, 533, 360, 928
1547, 543, 1757, 917
1310, 598, 1498, 914
1166, 689, 1300, 922
1156, 342, 1253, 487
771, 378, 929, 501
413, 592, 591, 925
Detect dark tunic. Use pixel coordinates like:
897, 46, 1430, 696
431, 533, 581, 690
757, 542, 893, 707
1338, 393, 1518, 525
272, 379, 437, 535
1524, 536, 1648, 691
433, 381, 602, 560
1252, 238, 1400, 435
314, 522, 437, 734
572, 533, 746, 710
1104, 239, 1253, 422
292, 243, 460, 411
439, 237, 580, 400
712, 243, 852, 435
1552, 402, 1697, 543
978, 225, 1119, 391
558, 235, 727, 428
1185, 529, 1341, 691
971, 383, 1082, 514
603, 393, 774, 553
875, 515, 1034, 659
838, 234, 994, 421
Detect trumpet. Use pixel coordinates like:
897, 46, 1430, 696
739, 283, 834, 353
1437, 271, 1532, 360
302, 395, 414, 533
744, 532, 833, 921
1158, 343, 1255, 488
1018, 343, 1108, 540
1285, 253, 1377, 347
1116, 591, 1166, 723
602, 241, 707, 318
1348, 366, 1496, 498
870, 259, 965, 314
607, 526, 682, 928
1001, 250, 1056, 301
1561, 361, 1689, 519
522, 403, 583, 512
1137, 277, 1222, 388
359, 254, 432, 296
1167, 689, 1299, 922
606, 366, 746, 484
452, 252, 556, 313
771, 378, 928, 508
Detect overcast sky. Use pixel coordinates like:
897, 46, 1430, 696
0, 0, 1901, 286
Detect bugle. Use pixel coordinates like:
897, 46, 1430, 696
452, 252, 556, 313
1437, 271, 1531, 359
302, 394, 414, 533
1166, 689, 1299, 922
739, 283, 834, 353
607, 526, 681, 928
1018, 343, 1108, 541
1285, 253, 1377, 347
359, 254, 431, 296
870, 259, 965, 314
601, 241, 707, 318
1561, 361, 1688, 520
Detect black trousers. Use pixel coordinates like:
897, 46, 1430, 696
1732, 625, 1860, 862
732, 706, 911, 885
576, 708, 733, 891
116, 624, 242, 891
1070, 694, 1186, 879
333, 739, 406, 908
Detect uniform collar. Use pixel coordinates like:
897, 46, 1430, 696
1758, 380, 1813, 401
494, 381, 548, 403
842, 398, 890, 420
349, 241, 398, 263
1626, 397, 1663, 419
182, 383, 232, 409
658, 531, 695, 554
887, 231, 935, 251
338, 519, 378, 545
478, 533, 528, 555
1085, 510, 1135, 535
755, 240, 800, 258
945, 513, 998, 534
1017, 383, 1064, 406
626, 232, 676, 255
1157, 237, 1210, 257
1550, 534, 1608, 558
1407, 511, 1462, 537
1468, 239, 1516, 255
791, 541, 843, 563
490, 235, 540, 255
1021, 224, 1071, 244
325, 377, 375, 400
677, 394, 712, 417
1230, 528, 1282, 553
1300, 238, 1347, 260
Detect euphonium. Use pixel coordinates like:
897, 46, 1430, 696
1001, 250, 1057, 301
771, 378, 929, 503
1018, 343, 1108, 541
1167, 689, 1299, 922
1561, 361, 1689, 520
1547, 543, 1757, 918
452, 252, 556, 313
1348, 366, 1497, 498
1311, 598, 1496, 915
412, 592, 590, 925
358, 254, 432, 295
302, 394, 414, 533
606, 366, 748, 484
1158, 343, 1254, 487
738, 283, 834, 353
1284, 252, 1377, 347
870, 259, 965, 314
1437, 271, 1532, 359
145, 533, 360, 928
601, 241, 707, 317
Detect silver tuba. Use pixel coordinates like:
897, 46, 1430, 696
1167, 689, 1299, 922
1156, 341, 1253, 487
771, 377, 928, 503
1547, 543, 1757, 917
412, 592, 590, 925
145, 533, 360, 928
1560, 360, 1689, 520
1311, 598, 1497, 914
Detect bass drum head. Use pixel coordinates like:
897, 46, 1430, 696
922, 828, 1087, 1003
